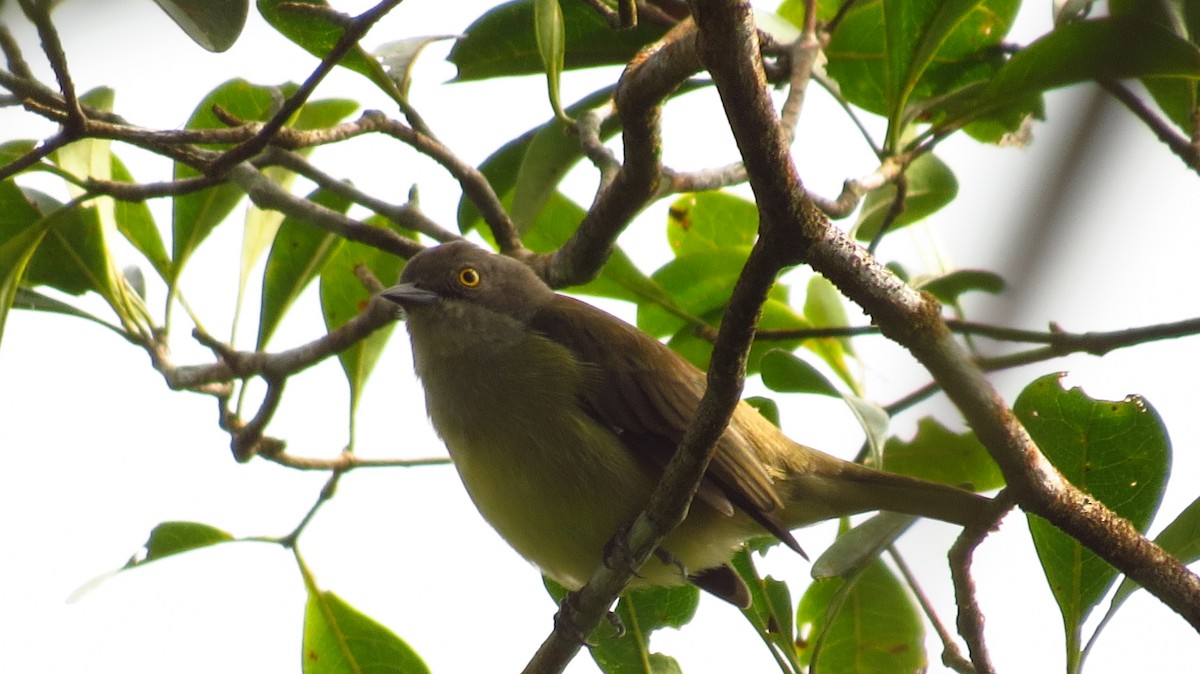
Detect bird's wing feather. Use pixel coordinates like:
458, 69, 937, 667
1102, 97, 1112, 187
527, 296, 788, 526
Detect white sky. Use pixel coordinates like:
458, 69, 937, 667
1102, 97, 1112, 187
1, 1, 1198, 673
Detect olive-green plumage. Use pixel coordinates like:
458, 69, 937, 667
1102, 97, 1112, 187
383, 241, 987, 607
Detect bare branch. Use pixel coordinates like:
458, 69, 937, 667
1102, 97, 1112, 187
206, 0, 405, 177
228, 162, 423, 259
535, 22, 702, 288
1102, 79, 1200, 175
681, 0, 1200, 641
360, 111, 524, 253
889, 548, 977, 674
19, 0, 83, 129
949, 491, 1014, 674
264, 147, 463, 243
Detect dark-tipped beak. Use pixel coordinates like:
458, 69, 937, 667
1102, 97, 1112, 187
381, 282, 441, 307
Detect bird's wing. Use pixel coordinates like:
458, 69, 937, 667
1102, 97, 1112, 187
528, 296, 800, 551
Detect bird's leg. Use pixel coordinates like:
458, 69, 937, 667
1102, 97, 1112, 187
604, 610, 626, 639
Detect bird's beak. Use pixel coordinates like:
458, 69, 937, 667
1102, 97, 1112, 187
381, 282, 441, 307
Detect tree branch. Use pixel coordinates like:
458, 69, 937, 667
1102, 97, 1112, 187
534, 23, 701, 287
689, 0, 1200, 638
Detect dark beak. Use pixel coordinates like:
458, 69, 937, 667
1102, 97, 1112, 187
381, 282, 441, 307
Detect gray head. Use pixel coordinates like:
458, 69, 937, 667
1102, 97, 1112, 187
382, 241, 555, 321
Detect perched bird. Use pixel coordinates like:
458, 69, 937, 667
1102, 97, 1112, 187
383, 241, 988, 607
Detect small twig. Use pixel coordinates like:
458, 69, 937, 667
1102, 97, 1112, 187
19, 0, 84, 130
0, 25, 33, 78
889, 548, 976, 674
885, 316, 1200, 414
535, 22, 703, 288
1101, 79, 1200, 175
0, 130, 71, 182
576, 105, 622, 180
580, 0, 623, 28
265, 450, 451, 471
279, 471, 344, 548
949, 490, 1013, 674
263, 148, 462, 243
84, 173, 226, 201
867, 171, 906, 254
206, 0, 405, 177
228, 162, 423, 259
357, 111, 524, 254
777, 2, 821, 145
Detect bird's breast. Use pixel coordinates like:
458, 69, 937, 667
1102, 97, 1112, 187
407, 313, 658, 589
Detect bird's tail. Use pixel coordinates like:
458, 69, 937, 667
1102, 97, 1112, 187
779, 453, 991, 528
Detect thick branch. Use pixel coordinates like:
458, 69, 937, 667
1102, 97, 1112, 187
690, 0, 1200, 634
534, 25, 702, 287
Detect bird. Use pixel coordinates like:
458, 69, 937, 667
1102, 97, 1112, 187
381, 240, 989, 608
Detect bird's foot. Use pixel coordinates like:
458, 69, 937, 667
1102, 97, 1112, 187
600, 522, 645, 578
654, 547, 689, 580
553, 593, 598, 648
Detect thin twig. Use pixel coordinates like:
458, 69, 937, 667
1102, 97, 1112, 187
949, 491, 1013, 674
264, 147, 463, 242
1101, 79, 1200, 175
889, 548, 976, 674
535, 22, 703, 288
265, 450, 451, 471
19, 0, 84, 129
206, 0, 405, 177
359, 111, 523, 253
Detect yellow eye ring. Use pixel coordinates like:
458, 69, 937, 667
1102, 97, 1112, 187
458, 267, 481, 287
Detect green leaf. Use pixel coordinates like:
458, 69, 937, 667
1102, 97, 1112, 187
376, 36, 458, 100
917, 268, 1005, 304
666, 191, 759, 256
881, 417, 1005, 491
730, 549, 803, 673
946, 18, 1200, 131
303, 590, 430, 674
802, 274, 857, 389
0, 139, 41, 170
319, 226, 405, 417
258, 188, 351, 349
152, 0, 249, 52
12, 286, 124, 334
1015, 373, 1171, 672
257, 0, 404, 103
853, 153, 958, 241
813, 0, 1020, 146
1087, 494, 1200, 658
448, 0, 668, 81
0, 183, 53, 344
744, 396, 781, 428
172, 79, 287, 282
111, 154, 171, 281
637, 249, 750, 337
843, 395, 890, 466
811, 512, 916, 580
459, 85, 618, 235
760, 349, 841, 397
796, 557, 926, 673
23, 199, 118, 300
667, 297, 808, 375
1110, 0, 1200, 134
534, 0, 569, 121
123, 521, 235, 569
237, 98, 360, 333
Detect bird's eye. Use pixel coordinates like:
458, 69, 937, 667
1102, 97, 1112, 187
458, 267, 481, 287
